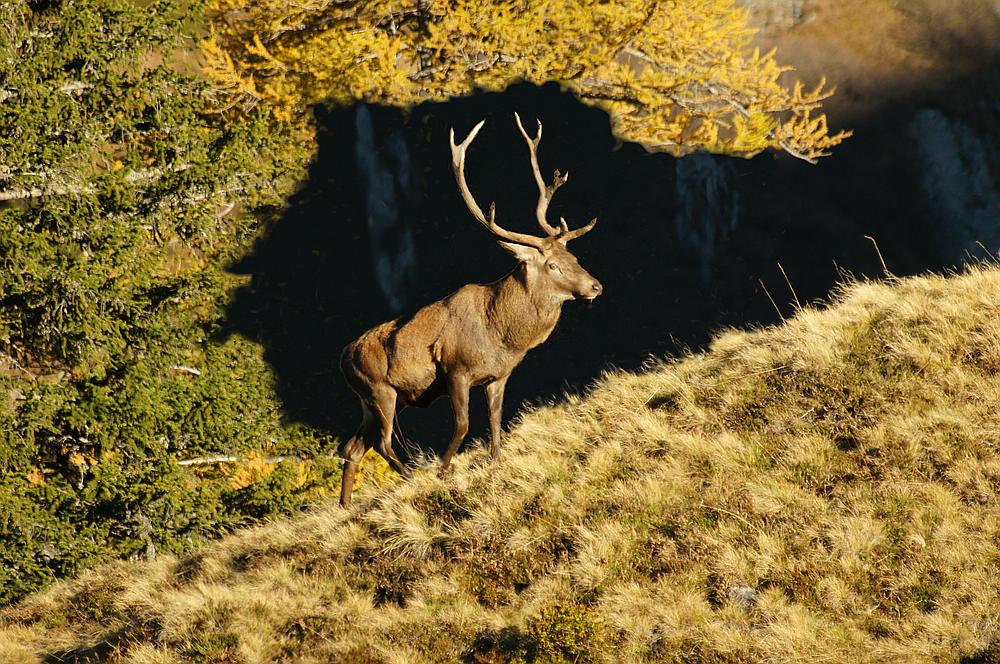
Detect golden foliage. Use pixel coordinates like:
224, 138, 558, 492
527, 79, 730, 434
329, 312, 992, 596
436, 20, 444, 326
355, 448, 396, 491
25, 468, 45, 486
203, 0, 850, 160
226, 452, 276, 489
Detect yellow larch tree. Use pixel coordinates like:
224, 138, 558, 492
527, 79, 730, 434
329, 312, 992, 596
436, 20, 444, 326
203, 0, 850, 159
199, 0, 851, 507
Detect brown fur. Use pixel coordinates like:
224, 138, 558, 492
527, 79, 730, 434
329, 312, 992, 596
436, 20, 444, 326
337, 117, 602, 507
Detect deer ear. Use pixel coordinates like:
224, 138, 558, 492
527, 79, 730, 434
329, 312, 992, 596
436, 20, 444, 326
497, 241, 541, 263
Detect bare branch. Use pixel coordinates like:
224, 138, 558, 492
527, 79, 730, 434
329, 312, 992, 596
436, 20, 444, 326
0, 164, 266, 207
775, 140, 819, 165
176, 453, 344, 467
0, 164, 195, 201
0, 183, 95, 201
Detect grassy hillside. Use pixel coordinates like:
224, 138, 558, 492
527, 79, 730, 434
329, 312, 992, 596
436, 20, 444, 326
5, 266, 1000, 663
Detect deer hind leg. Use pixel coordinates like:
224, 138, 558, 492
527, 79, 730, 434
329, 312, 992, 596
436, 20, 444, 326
372, 386, 412, 481
339, 402, 376, 508
440, 373, 471, 471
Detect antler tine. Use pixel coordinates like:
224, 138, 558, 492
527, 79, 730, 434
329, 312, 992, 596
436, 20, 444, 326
449, 121, 488, 224
514, 112, 566, 236
449, 121, 546, 249
557, 217, 597, 244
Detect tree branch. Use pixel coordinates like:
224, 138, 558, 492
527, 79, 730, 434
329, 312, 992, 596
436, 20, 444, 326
177, 453, 344, 466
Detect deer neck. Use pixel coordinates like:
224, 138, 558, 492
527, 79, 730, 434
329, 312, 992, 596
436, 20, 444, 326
487, 265, 564, 351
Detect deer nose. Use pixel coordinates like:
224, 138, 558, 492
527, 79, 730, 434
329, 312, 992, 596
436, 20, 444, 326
591, 281, 603, 295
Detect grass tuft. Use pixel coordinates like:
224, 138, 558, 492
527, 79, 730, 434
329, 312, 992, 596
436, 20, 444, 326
6, 267, 1000, 661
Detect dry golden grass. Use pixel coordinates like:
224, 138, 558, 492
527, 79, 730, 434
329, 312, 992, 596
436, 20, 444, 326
6, 267, 1000, 662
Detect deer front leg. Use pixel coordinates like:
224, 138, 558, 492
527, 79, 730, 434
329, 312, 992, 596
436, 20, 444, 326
440, 373, 471, 471
485, 375, 509, 461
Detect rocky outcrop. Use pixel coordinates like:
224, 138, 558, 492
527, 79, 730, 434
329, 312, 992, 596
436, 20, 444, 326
354, 105, 418, 314
737, 0, 805, 33
909, 109, 1000, 263
674, 154, 740, 284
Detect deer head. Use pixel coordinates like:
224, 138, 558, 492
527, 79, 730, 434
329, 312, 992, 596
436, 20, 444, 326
449, 114, 603, 302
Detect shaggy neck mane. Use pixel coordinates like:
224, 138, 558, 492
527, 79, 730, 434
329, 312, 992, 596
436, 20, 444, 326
486, 263, 563, 350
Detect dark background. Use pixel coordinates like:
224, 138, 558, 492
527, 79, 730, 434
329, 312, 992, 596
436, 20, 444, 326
222, 72, 996, 457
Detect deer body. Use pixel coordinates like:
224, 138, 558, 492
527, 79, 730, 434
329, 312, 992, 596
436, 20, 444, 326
345, 274, 562, 404
338, 115, 601, 507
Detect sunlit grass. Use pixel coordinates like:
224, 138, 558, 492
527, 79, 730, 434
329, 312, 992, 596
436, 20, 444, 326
5, 266, 1000, 662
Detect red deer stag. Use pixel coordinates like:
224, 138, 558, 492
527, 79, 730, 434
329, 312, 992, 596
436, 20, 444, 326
338, 113, 602, 507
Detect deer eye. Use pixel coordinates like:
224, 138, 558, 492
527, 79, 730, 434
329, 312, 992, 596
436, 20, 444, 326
547, 262, 559, 271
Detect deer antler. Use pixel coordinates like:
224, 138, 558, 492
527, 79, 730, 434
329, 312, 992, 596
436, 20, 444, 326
557, 216, 596, 243
514, 112, 566, 237
449, 121, 546, 249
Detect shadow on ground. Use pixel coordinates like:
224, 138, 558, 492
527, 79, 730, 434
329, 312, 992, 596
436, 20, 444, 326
221, 66, 997, 457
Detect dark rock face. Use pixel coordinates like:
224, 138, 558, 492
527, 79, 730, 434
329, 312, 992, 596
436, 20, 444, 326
353, 105, 419, 316
674, 154, 740, 286
909, 109, 1000, 263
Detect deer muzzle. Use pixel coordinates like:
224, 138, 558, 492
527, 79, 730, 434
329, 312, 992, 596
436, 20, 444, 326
581, 280, 603, 300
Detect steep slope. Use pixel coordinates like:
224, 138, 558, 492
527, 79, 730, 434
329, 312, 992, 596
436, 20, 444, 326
5, 267, 1000, 663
